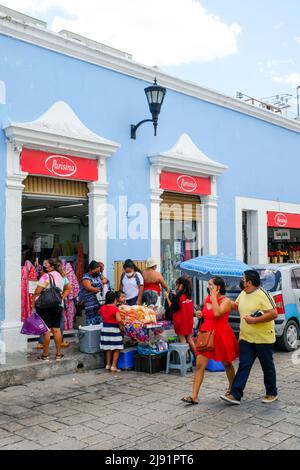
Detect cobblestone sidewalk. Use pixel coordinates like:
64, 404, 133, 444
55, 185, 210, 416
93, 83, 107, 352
0, 350, 299, 450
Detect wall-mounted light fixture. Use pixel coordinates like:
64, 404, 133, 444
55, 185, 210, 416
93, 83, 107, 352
131, 78, 166, 139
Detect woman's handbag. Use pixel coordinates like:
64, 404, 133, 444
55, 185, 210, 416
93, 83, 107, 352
195, 330, 215, 352
35, 274, 62, 310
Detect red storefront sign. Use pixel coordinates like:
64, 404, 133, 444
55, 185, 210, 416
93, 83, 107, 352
160, 171, 211, 195
21, 148, 98, 181
267, 211, 300, 229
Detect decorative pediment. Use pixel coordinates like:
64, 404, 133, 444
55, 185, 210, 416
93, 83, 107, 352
4, 101, 120, 158
149, 133, 227, 177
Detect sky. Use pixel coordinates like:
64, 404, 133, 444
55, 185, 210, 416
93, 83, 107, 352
1, 0, 300, 115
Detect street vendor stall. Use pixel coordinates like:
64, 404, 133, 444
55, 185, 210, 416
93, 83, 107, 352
117, 304, 175, 372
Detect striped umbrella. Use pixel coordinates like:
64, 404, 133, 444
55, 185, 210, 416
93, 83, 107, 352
180, 255, 252, 281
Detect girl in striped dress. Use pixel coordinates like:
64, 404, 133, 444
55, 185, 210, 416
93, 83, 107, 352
100, 291, 124, 372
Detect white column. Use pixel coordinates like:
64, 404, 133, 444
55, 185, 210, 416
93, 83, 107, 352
88, 157, 109, 268
150, 189, 163, 271
150, 165, 163, 270
256, 209, 268, 264
0, 143, 27, 353
201, 195, 218, 255
201, 176, 218, 255
235, 203, 244, 261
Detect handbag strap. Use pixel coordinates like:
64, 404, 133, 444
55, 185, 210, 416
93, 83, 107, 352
48, 273, 56, 288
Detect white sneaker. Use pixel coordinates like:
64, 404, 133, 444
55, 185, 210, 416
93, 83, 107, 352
262, 395, 278, 403
220, 394, 241, 405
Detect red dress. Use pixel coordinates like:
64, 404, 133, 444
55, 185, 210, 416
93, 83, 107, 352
197, 295, 239, 362
173, 294, 194, 336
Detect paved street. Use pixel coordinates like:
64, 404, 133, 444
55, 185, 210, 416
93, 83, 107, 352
0, 350, 299, 450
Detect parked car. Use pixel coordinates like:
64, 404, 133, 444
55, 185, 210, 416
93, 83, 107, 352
227, 264, 300, 352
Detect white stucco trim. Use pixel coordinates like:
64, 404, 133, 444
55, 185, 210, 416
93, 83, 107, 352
0, 142, 28, 352
149, 133, 227, 178
2, 101, 120, 352
149, 134, 225, 261
4, 101, 120, 159
88, 157, 110, 267
149, 165, 164, 271
1, 16, 300, 134
235, 196, 300, 264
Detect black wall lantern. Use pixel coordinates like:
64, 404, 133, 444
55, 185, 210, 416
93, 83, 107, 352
131, 78, 166, 139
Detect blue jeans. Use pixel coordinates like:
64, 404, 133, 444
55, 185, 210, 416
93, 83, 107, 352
38, 308, 64, 344
126, 296, 138, 306
231, 340, 278, 401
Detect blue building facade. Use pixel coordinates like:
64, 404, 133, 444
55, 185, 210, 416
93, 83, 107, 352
1, 7, 300, 352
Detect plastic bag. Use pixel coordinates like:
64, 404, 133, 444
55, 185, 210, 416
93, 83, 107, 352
20, 312, 49, 336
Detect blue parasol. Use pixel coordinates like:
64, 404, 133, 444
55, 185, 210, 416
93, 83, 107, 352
179, 255, 252, 281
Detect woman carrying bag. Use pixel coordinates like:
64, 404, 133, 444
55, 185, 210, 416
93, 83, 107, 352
32, 259, 71, 361
182, 276, 239, 405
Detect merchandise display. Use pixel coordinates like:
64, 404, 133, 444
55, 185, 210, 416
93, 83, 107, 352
119, 305, 157, 325
119, 304, 173, 357
61, 260, 80, 330
268, 227, 300, 263
21, 260, 38, 321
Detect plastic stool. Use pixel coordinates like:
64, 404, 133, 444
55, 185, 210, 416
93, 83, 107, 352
166, 343, 193, 376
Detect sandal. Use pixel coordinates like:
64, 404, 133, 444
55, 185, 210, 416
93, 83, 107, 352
106, 365, 111, 371
40, 355, 49, 361
55, 354, 64, 361
110, 366, 121, 373
181, 396, 199, 405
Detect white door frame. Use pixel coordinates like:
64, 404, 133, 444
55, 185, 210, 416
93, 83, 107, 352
148, 134, 227, 267
1, 101, 120, 352
236, 196, 300, 264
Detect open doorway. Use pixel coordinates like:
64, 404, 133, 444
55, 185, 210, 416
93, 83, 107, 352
21, 193, 89, 334
22, 196, 89, 264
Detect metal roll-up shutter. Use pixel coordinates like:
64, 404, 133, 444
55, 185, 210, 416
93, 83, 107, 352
160, 192, 201, 221
23, 176, 88, 199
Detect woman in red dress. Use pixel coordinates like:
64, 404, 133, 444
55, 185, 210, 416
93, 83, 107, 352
165, 277, 195, 354
182, 276, 239, 404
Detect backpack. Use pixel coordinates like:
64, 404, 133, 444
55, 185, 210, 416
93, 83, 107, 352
121, 271, 141, 286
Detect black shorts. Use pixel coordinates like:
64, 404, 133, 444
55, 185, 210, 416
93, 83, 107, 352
36, 306, 63, 329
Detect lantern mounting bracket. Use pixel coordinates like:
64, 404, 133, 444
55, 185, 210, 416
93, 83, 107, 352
130, 119, 154, 140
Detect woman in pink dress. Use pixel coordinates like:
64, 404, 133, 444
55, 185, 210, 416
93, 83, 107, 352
182, 276, 239, 404
61, 260, 80, 332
